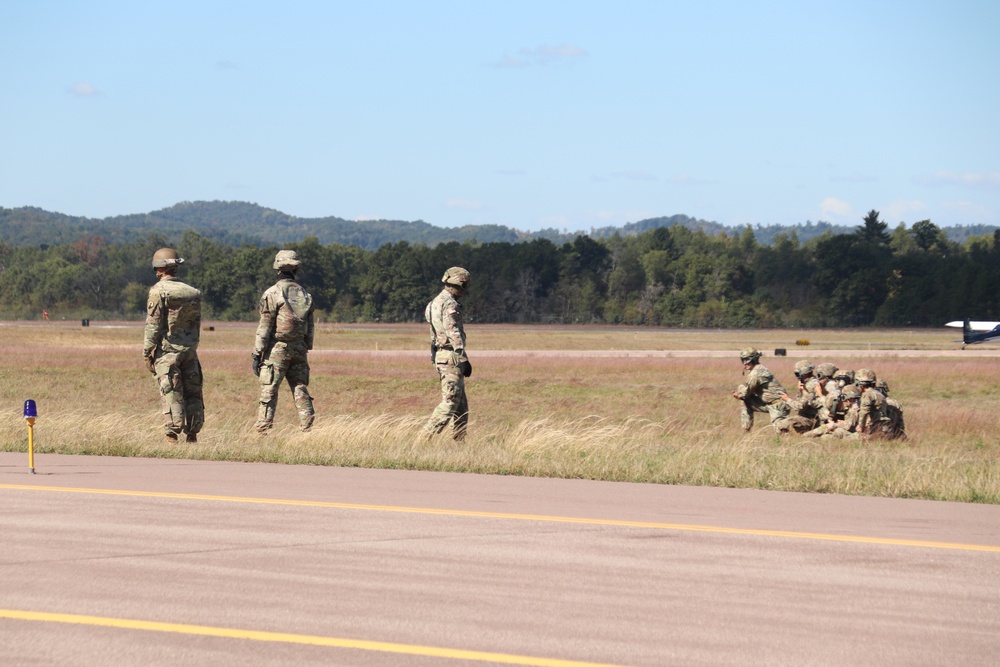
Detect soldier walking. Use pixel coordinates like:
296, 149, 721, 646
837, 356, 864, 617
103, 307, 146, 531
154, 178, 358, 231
252, 250, 315, 433
143, 248, 204, 443
424, 267, 472, 440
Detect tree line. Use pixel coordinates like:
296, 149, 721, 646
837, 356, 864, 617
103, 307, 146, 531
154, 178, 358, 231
1, 210, 997, 327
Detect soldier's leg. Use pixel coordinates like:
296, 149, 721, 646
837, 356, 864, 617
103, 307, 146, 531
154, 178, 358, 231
741, 396, 768, 431
285, 359, 314, 432
451, 382, 469, 441
154, 353, 185, 439
180, 352, 204, 437
769, 400, 804, 434
802, 424, 829, 438
774, 415, 815, 434
740, 402, 754, 431
255, 353, 289, 433
425, 364, 463, 436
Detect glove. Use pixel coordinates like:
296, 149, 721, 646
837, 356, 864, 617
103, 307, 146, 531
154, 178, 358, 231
430, 343, 438, 364
459, 359, 472, 378
251, 354, 261, 377
144, 355, 156, 375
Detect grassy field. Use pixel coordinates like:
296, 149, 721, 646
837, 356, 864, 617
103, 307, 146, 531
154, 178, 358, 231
1, 322, 998, 503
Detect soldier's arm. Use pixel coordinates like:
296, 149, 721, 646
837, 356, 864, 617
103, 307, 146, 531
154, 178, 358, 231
253, 291, 278, 356
142, 287, 164, 358
857, 395, 872, 432
304, 308, 315, 351
743, 370, 763, 395
442, 303, 465, 353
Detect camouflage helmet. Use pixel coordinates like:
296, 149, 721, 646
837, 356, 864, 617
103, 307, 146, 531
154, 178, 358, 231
739, 347, 761, 363
855, 368, 877, 384
816, 362, 839, 379
875, 379, 890, 395
442, 266, 471, 288
834, 369, 855, 384
151, 247, 184, 268
273, 250, 301, 271
793, 360, 815, 377
840, 384, 862, 400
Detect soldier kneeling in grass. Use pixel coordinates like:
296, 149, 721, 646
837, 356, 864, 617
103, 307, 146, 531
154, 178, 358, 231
732, 348, 809, 434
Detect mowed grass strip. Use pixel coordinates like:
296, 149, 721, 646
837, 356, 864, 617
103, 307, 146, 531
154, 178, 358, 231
1, 323, 998, 503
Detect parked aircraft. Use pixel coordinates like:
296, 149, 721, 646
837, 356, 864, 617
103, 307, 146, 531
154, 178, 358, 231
945, 319, 1000, 347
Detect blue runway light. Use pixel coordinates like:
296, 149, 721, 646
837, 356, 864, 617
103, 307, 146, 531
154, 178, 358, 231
24, 399, 37, 419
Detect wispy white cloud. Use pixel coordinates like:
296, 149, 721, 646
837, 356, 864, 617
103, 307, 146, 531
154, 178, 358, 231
820, 197, 853, 217
612, 170, 657, 182
445, 197, 483, 210
663, 173, 710, 185
592, 170, 659, 183
942, 200, 995, 223
830, 171, 877, 183
495, 55, 532, 68
68, 82, 100, 97
884, 199, 927, 221
523, 44, 587, 60
493, 43, 588, 68
913, 171, 1000, 190
216, 59, 239, 70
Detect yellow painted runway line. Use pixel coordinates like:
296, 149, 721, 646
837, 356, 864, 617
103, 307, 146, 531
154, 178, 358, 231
0, 609, 624, 667
2, 483, 999, 553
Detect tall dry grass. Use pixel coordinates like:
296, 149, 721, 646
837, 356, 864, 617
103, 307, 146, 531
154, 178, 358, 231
1, 322, 998, 503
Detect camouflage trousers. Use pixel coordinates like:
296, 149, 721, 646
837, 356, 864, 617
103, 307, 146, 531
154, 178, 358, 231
804, 423, 859, 440
863, 419, 906, 441
425, 358, 468, 440
153, 349, 204, 437
740, 397, 808, 434
255, 341, 314, 432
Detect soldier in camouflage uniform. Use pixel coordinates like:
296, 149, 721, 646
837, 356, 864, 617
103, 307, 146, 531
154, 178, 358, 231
732, 348, 796, 433
782, 360, 821, 428
833, 369, 855, 390
805, 384, 861, 440
252, 250, 315, 433
876, 378, 907, 440
143, 248, 204, 443
856, 368, 894, 439
813, 362, 841, 422
425, 267, 472, 440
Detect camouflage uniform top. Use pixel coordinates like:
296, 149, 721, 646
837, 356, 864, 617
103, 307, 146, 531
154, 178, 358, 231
837, 402, 860, 432
738, 364, 786, 403
426, 288, 466, 353
253, 278, 315, 356
858, 387, 888, 432
143, 276, 202, 357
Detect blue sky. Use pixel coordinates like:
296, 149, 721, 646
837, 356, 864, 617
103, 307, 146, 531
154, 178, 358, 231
2, 1, 998, 233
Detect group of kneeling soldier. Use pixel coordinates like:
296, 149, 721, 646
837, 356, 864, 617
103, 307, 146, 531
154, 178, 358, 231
733, 347, 906, 440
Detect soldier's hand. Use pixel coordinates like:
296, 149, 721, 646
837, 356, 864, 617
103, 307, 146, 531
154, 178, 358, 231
459, 359, 472, 378
251, 354, 261, 377
430, 343, 437, 364
144, 355, 155, 375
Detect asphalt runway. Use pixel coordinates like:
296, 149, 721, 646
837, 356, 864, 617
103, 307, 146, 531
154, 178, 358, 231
1, 453, 998, 666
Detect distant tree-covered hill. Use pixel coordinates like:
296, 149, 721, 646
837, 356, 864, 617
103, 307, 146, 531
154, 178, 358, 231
0, 200, 994, 250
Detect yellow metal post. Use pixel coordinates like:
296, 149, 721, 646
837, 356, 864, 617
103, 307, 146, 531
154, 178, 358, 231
27, 419, 35, 474
24, 399, 37, 475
